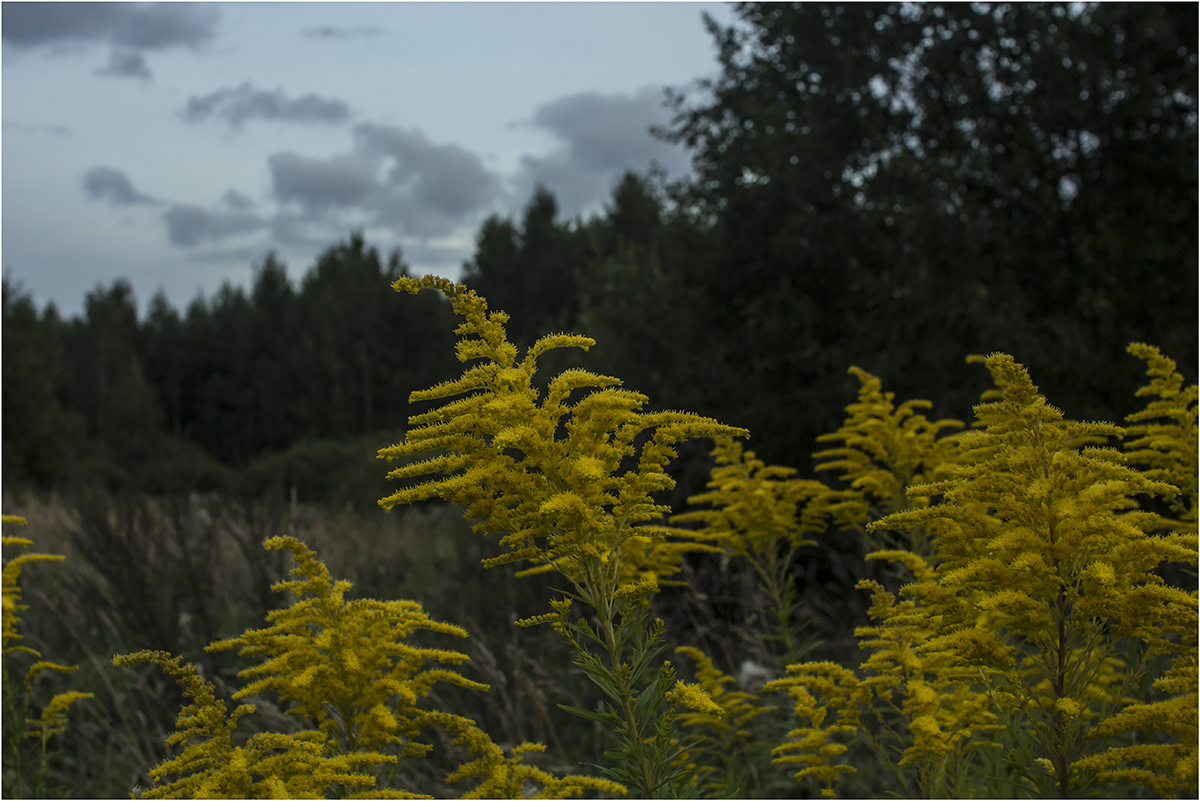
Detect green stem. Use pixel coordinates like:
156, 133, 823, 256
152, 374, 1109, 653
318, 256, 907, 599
4, 666, 28, 797
1055, 584, 1070, 799
596, 584, 656, 797
750, 545, 798, 664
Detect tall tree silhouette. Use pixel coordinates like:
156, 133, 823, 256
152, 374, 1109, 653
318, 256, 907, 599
651, 1, 1197, 464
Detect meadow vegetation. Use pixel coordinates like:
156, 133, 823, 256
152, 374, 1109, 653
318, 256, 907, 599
3, 275, 1195, 798
3, 4, 1195, 796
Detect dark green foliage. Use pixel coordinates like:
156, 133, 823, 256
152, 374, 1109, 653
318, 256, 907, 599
647, 1, 1197, 466
2, 233, 460, 497
7, 5, 1192, 501
2, 283, 84, 492
461, 186, 593, 351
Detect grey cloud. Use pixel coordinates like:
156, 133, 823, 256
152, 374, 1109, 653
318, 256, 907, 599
96, 47, 150, 79
355, 123, 501, 235
517, 87, 689, 215
304, 25, 384, 40
269, 152, 378, 212
164, 204, 265, 247
83, 166, 156, 206
533, 87, 678, 171
2, 3, 219, 49
184, 83, 351, 128
265, 125, 501, 241
4, 121, 71, 136
221, 190, 254, 211
3, 3, 219, 79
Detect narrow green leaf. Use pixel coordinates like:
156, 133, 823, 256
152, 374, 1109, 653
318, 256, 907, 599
556, 703, 620, 725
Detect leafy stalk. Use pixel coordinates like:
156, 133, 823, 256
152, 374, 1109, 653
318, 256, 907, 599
379, 275, 740, 797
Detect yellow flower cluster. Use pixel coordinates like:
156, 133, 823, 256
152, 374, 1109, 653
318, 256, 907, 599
112, 650, 402, 799
119, 535, 616, 799
3, 516, 58, 658
208, 536, 486, 757
811, 366, 965, 546
3, 516, 93, 798
672, 439, 826, 663
766, 351, 1198, 798
379, 275, 747, 596
670, 647, 773, 795
674, 646, 768, 739
665, 679, 726, 718
673, 438, 822, 559
1124, 342, 1198, 527
442, 722, 626, 800
1067, 344, 1199, 796
766, 661, 869, 798
876, 355, 1196, 795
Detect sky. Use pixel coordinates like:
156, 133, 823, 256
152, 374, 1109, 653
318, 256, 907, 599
1, 1, 735, 318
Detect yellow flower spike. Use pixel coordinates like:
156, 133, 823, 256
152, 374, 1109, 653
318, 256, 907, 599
380, 277, 750, 798
841, 351, 1199, 799
613, 576, 657, 604
666, 681, 724, 717
33, 691, 93, 741
1124, 343, 1198, 524
114, 649, 403, 799
672, 438, 824, 662
766, 662, 868, 795
813, 366, 965, 530
674, 646, 772, 737
209, 534, 484, 762
1055, 697, 1082, 720
381, 274, 746, 600
438, 711, 626, 799
4, 520, 93, 800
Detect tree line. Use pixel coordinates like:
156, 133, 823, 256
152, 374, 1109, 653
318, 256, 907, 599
3, 238, 457, 500
4, 1, 1195, 501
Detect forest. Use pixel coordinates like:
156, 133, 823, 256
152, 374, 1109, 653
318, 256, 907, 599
3, 3, 1197, 798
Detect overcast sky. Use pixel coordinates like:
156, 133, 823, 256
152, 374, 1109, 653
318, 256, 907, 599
2, 1, 734, 317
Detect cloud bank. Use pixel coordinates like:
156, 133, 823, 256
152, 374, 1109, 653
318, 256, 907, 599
79, 87, 690, 272
83, 166, 157, 206
165, 205, 266, 247
183, 83, 351, 128
303, 25, 385, 40
516, 86, 690, 215
266, 123, 502, 240
2, 2, 219, 79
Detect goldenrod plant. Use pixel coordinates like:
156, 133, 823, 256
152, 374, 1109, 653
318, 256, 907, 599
117, 535, 619, 799
666, 370, 971, 795
206, 536, 489, 761
673, 645, 775, 796
111, 649, 397, 799
2, 515, 93, 799
380, 275, 743, 797
1123, 343, 1198, 529
810, 365, 966, 553
23, 269, 1189, 799
1069, 343, 1199, 795
672, 438, 825, 665
767, 352, 1199, 799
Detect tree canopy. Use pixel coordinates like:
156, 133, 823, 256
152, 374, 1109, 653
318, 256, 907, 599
3, 2, 1194, 496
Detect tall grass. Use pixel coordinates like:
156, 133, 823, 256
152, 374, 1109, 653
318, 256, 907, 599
4, 493, 610, 798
